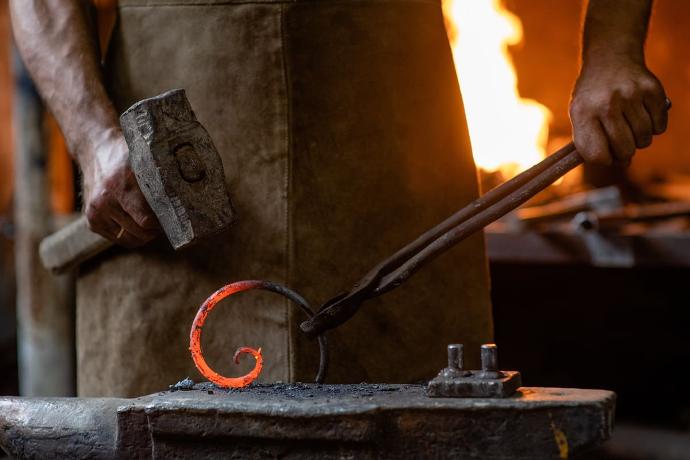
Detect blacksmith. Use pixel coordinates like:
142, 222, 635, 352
10, 0, 667, 396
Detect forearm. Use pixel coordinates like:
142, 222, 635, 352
9, 0, 120, 174
582, 0, 653, 66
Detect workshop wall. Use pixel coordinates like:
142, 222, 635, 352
1, 0, 12, 209
0, 0, 18, 397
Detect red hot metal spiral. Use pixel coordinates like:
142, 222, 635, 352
190, 280, 329, 388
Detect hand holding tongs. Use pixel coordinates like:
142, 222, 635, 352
300, 142, 583, 338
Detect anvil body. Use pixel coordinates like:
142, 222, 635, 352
0, 384, 614, 459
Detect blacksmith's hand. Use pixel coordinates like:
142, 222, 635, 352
569, 57, 668, 166
82, 130, 160, 247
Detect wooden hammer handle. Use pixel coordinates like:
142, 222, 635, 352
39, 216, 113, 274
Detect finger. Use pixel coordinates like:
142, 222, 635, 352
110, 207, 157, 244
109, 223, 140, 248
623, 105, 654, 149
110, 228, 142, 249
572, 117, 612, 165
111, 229, 142, 249
644, 93, 669, 134
600, 110, 636, 163
85, 208, 122, 241
121, 187, 160, 231
110, 224, 151, 249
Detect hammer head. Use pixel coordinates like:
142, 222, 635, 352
120, 89, 235, 249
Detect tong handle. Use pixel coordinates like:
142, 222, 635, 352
301, 143, 583, 338
375, 148, 583, 295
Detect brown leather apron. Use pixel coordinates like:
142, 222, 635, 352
77, 0, 493, 397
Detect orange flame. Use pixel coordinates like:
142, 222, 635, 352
443, 0, 551, 178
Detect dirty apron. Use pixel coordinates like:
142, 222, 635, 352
77, 0, 493, 397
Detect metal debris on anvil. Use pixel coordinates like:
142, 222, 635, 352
427, 343, 522, 398
168, 377, 195, 392
181, 381, 402, 400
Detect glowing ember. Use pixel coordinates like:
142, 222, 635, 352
189, 281, 264, 388
443, 0, 551, 178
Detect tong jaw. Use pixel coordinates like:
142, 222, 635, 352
300, 291, 365, 338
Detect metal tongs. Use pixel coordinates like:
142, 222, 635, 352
300, 142, 583, 337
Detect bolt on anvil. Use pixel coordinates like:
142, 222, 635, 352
427, 343, 522, 398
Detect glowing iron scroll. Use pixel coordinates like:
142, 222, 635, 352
190, 280, 329, 388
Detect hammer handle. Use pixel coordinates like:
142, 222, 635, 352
39, 216, 113, 274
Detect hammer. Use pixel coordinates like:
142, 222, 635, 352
39, 89, 235, 274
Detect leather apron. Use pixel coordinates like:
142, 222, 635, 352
77, 0, 493, 397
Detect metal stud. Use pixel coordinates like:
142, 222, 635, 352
440, 344, 470, 378
478, 343, 503, 379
